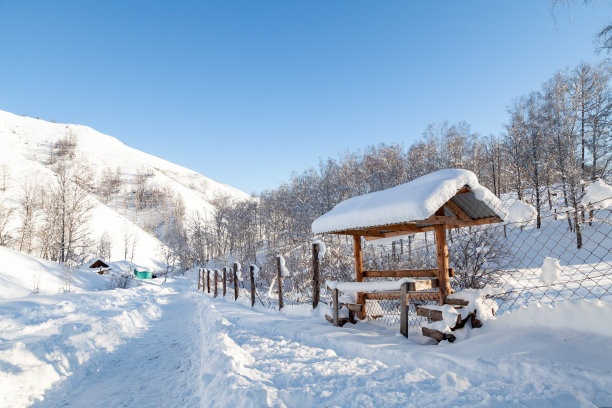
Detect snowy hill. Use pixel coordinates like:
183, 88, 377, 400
0, 109, 249, 269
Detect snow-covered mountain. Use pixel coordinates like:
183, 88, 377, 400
0, 109, 249, 269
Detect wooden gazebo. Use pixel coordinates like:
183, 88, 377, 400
312, 169, 505, 322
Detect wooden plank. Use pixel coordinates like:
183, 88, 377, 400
342, 303, 363, 313
400, 282, 409, 338
422, 327, 456, 343
444, 199, 472, 222
353, 235, 365, 319
421, 215, 462, 226
206, 270, 210, 293
329, 229, 385, 237
365, 291, 443, 301
363, 227, 436, 241
434, 208, 450, 305
363, 268, 454, 278
444, 297, 469, 306
198, 269, 201, 290
312, 243, 320, 309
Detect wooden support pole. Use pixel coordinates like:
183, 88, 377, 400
434, 209, 451, 305
249, 265, 256, 307
276, 256, 284, 310
197, 268, 201, 290
214, 270, 218, 298
222, 267, 227, 297
400, 282, 409, 338
233, 263, 239, 301
202, 269, 206, 292
353, 235, 366, 319
312, 243, 320, 309
206, 269, 210, 293
332, 288, 339, 327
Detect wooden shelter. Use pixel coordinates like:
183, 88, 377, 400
312, 169, 505, 320
87, 258, 111, 274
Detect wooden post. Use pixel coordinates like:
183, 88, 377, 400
249, 265, 256, 307
332, 288, 339, 327
206, 269, 210, 293
222, 267, 227, 297
197, 268, 201, 290
233, 263, 239, 301
312, 243, 320, 309
202, 268, 206, 292
276, 256, 283, 310
214, 269, 218, 298
434, 209, 451, 305
353, 235, 365, 319
400, 282, 409, 338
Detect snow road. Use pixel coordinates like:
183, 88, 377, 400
4, 271, 612, 407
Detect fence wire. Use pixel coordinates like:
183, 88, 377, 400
203, 193, 612, 330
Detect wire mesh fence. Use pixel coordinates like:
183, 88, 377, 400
201, 192, 612, 330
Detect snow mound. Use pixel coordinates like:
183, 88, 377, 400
0, 246, 108, 300
581, 179, 612, 209
506, 199, 537, 227
539, 257, 561, 286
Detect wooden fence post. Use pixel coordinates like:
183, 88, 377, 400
276, 256, 283, 310
222, 267, 227, 297
202, 268, 206, 292
214, 269, 218, 297
233, 263, 239, 301
249, 265, 255, 307
400, 282, 409, 338
198, 268, 201, 290
332, 288, 339, 327
312, 243, 320, 309
206, 269, 210, 293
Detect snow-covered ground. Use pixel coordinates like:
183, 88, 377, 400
2, 267, 612, 407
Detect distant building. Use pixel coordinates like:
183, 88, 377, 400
86, 258, 111, 274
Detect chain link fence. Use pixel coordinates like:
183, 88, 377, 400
203, 193, 612, 330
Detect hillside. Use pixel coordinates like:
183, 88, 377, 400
0, 109, 249, 269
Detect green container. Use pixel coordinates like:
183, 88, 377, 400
135, 271, 152, 279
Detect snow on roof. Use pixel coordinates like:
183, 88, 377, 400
312, 169, 506, 234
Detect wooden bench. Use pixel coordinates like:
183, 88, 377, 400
325, 268, 455, 329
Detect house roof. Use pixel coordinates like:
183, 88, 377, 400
311, 169, 506, 238
87, 258, 110, 269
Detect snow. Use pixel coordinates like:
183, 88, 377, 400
277, 255, 290, 277
312, 169, 506, 234
0, 246, 109, 299
581, 179, 612, 209
540, 256, 562, 286
250, 263, 260, 278
506, 199, 537, 226
312, 239, 326, 260
446, 287, 499, 321
2, 269, 612, 407
326, 278, 416, 293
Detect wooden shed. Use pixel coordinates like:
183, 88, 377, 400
312, 169, 506, 321
87, 258, 111, 274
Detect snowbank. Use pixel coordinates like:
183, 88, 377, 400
581, 179, 612, 209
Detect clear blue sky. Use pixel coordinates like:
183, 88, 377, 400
0, 1, 608, 194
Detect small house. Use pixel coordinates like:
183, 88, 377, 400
86, 258, 112, 274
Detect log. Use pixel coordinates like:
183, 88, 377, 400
312, 243, 320, 309
214, 270, 218, 298
249, 265, 255, 307
222, 267, 227, 297
332, 288, 339, 327
400, 282, 409, 338
206, 269, 210, 293
353, 235, 366, 319
434, 208, 451, 304
276, 256, 283, 310
233, 263, 239, 301
422, 327, 456, 343
444, 297, 469, 306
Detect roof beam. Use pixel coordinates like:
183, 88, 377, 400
444, 199, 472, 222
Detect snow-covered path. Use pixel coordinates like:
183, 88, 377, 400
4, 272, 612, 407
29, 284, 204, 408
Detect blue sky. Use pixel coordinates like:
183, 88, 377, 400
0, 1, 609, 194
